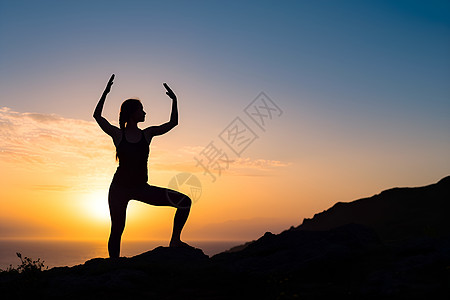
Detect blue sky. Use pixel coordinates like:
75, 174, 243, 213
1, 0, 449, 191
2, 1, 449, 117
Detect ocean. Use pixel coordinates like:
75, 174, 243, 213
0, 239, 245, 270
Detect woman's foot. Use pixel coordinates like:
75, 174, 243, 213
169, 239, 193, 249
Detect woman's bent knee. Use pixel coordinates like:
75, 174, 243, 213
178, 195, 191, 209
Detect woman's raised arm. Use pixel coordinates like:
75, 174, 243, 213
144, 83, 178, 138
93, 74, 120, 139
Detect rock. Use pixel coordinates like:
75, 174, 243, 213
133, 245, 209, 263
297, 176, 450, 241
212, 223, 381, 275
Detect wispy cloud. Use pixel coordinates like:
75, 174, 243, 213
150, 145, 291, 176
0, 107, 291, 185
0, 107, 115, 188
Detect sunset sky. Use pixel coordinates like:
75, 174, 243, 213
1, 0, 449, 243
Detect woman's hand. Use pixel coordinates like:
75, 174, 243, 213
94, 74, 115, 119
163, 82, 177, 101
104, 74, 115, 95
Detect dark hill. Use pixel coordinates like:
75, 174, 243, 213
298, 176, 450, 241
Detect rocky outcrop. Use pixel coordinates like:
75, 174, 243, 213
299, 176, 450, 241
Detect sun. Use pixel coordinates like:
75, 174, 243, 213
83, 190, 110, 224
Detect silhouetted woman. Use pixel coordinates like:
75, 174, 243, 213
94, 74, 192, 258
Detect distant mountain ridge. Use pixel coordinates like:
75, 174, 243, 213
297, 176, 450, 241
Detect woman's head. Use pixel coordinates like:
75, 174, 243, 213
119, 99, 146, 129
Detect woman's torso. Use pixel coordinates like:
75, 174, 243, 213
112, 129, 150, 187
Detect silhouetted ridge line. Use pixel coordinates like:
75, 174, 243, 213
298, 176, 450, 241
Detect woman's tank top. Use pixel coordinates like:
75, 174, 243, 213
112, 130, 150, 187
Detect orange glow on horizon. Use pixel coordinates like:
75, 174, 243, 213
1, 107, 448, 243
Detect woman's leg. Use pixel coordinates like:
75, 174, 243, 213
108, 184, 130, 258
170, 199, 191, 246
135, 184, 192, 247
